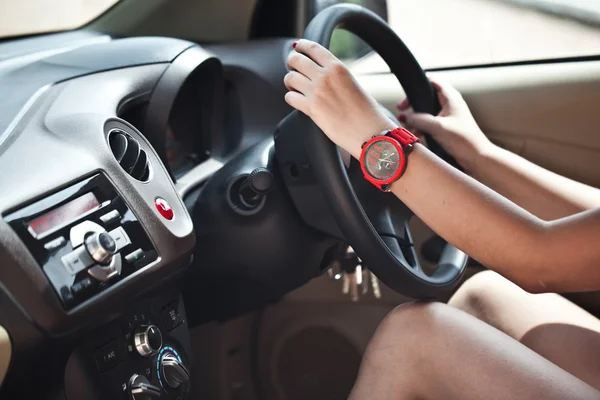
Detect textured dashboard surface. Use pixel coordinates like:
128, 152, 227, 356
0, 36, 194, 142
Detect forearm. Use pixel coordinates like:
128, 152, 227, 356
470, 144, 600, 221
390, 145, 600, 293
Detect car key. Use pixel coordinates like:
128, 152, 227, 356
340, 247, 363, 301
370, 271, 381, 299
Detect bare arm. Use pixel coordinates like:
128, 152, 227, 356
391, 144, 600, 293
284, 40, 600, 294
471, 145, 600, 220
398, 79, 600, 221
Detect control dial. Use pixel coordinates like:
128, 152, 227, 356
160, 351, 190, 389
134, 325, 162, 357
84, 231, 117, 264
128, 374, 161, 400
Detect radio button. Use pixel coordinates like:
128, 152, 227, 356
124, 248, 145, 264
88, 265, 118, 281
108, 227, 131, 251
60, 286, 74, 305
44, 236, 66, 251
162, 301, 184, 331
71, 277, 93, 297
99, 210, 121, 225
94, 340, 122, 372
61, 246, 95, 275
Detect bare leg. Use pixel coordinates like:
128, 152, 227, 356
450, 270, 600, 389
349, 302, 599, 400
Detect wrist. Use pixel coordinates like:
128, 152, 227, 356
468, 139, 498, 174
349, 117, 398, 160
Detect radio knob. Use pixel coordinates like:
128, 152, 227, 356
134, 325, 162, 357
84, 232, 117, 264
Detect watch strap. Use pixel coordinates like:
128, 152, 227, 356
386, 127, 420, 147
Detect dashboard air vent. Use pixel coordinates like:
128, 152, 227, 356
108, 130, 150, 181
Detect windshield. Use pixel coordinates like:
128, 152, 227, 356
0, 0, 119, 39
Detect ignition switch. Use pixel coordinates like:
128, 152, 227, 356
227, 167, 274, 215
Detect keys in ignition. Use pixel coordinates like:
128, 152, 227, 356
328, 245, 382, 301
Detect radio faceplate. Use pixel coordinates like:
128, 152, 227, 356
5, 174, 158, 309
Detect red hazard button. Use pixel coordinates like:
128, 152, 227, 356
155, 197, 173, 220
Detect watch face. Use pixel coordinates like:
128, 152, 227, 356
362, 139, 402, 181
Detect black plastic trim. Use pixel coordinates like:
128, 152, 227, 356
143, 45, 225, 181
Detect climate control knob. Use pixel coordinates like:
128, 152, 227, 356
84, 232, 117, 264
160, 351, 190, 389
134, 325, 162, 357
128, 374, 161, 400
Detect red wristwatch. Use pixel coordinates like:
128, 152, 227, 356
359, 127, 420, 192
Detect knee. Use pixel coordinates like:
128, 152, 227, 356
365, 302, 464, 364
352, 302, 450, 398
374, 302, 447, 344
448, 270, 510, 318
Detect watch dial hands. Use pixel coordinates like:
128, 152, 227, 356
377, 151, 398, 170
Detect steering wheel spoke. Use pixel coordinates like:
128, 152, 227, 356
380, 230, 419, 270
347, 154, 419, 267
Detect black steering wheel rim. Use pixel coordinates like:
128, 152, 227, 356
299, 4, 468, 298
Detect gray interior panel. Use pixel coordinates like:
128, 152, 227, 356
0, 37, 194, 139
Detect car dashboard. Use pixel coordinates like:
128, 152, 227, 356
0, 33, 295, 399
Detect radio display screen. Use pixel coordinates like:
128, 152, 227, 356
27, 192, 100, 237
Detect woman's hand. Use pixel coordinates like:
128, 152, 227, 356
284, 40, 396, 159
397, 78, 493, 172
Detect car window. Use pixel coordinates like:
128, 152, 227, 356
324, 0, 600, 72
0, 0, 119, 38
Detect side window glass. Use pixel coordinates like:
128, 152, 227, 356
315, 0, 600, 71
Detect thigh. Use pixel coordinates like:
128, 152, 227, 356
450, 270, 600, 389
350, 302, 600, 400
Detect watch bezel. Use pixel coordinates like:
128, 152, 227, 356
360, 136, 406, 186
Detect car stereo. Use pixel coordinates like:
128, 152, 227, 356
5, 174, 157, 309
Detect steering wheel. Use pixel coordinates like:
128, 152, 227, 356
297, 4, 468, 298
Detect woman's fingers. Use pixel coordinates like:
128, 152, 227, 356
397, 77, 447, 111
287, 52, 321, 79
429, 77, 444, 91
284, 91, 309, 115
405, 112, 444, 137
397, 76, 461, 112
428, 76, 453, 91
285, 39, 337, 115
284, 71, 312, 95
397, 98, 411, 111
429, 76, 462, 105
294, 39, 335, 67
